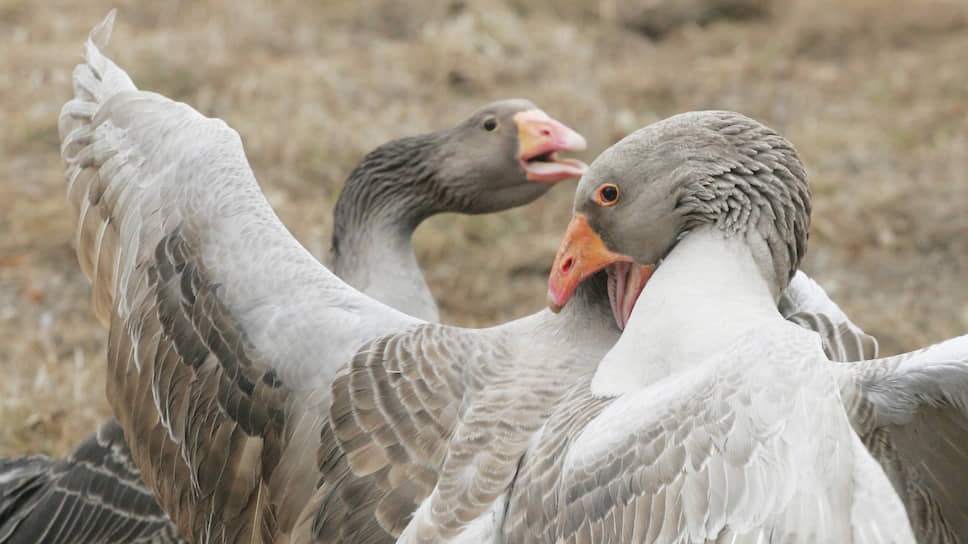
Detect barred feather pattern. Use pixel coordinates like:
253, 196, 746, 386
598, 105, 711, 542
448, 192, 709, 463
309, 277, 620, 543
835, 335, 968, 544
503, 324, 900, 543
0, 419, 184, 544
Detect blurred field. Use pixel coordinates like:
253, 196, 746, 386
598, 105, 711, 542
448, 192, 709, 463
2, 0, 967, 456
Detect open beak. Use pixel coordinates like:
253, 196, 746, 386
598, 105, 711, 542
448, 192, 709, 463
513, 109, 588, 184
547, 214, 654, 329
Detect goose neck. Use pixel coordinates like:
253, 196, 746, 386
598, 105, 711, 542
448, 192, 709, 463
330, 133, 446, 321
591, 227, 782, 396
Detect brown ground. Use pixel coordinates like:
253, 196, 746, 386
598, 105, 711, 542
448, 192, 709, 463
2, 0, 967, 457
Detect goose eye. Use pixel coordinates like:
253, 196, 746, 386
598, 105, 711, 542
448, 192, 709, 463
597, 184, 619, 206
483, 116, 498, 131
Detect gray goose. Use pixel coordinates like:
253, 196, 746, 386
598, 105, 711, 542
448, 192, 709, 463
303, 149, 914, 542
501, 110, 966, 542
0, 11, 591, 544
0, 97, 585, 544
318, 109, 968, 543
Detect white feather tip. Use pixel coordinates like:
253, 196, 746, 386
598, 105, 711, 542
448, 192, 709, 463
89, 9, 117, 50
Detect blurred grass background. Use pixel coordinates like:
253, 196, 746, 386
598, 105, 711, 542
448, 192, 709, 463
2, 0, 967, 456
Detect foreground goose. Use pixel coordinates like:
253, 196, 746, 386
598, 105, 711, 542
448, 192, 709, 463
304, 124, 959, 544
508, 110, 918, 542
0, 11, 591, 544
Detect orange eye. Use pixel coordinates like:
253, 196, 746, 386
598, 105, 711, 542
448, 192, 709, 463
596, 184, 619, 206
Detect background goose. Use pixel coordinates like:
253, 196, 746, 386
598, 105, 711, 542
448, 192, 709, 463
510, 110, 915, 542
0, 113, 588, 544
0, 420, 184, 544
302, 123, 912, 544
0, 11, 591, 544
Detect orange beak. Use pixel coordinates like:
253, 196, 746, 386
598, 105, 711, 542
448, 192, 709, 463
547, 214, 654, 328
548, 214, 630, 311
513, 109, 588, 184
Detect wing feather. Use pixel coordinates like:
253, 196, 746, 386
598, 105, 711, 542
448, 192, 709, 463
779, 271, 878, 361
0, 419, 186, 544
506, 327, 855, 543
838, 335, 968, 544
310, 325, 474, 543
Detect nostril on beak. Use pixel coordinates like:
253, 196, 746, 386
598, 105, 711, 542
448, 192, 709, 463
541, 129, 552, 137
561, 257, 573, 274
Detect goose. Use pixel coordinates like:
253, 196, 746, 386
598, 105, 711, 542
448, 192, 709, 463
0, 11, 591, 544
39, 12, 955, 544
0, 103, 587, 544
300, 139, 926, 543
501, 109, 953, 542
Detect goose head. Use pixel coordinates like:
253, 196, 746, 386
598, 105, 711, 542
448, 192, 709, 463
333, 98, 587, 235
547, 110, 811, 329
431, 98, 588, 215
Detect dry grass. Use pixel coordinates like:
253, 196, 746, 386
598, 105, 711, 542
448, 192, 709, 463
2, 0, 967, 456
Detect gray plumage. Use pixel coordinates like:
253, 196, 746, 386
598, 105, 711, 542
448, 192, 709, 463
780, 270, 879, 361
0, 419, 184, 544
836, 335, 968, 544
309, 274, 618, 544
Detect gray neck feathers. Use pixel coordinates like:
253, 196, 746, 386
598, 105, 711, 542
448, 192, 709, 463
677, 114, 810, 293
558, 271, 620, 337
330, 130, 455, 322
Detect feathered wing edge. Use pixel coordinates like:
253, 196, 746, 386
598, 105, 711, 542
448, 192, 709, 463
838, 335, 968, 544
0, 419, 185, 544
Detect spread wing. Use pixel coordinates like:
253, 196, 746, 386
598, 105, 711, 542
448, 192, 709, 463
309, 317, 590, 544
780, 271, 878, 361
505, 327, 856, 543
310, 324, 519, 543
838, 335, 968, 544
59, 12, 416, 542
0, 419, 184, 544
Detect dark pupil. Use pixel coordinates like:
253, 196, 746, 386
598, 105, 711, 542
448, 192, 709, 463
601, 186, 618, 202
484, 118, 497, 131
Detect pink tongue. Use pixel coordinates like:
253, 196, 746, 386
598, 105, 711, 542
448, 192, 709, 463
620, 265, 642, 328
607, 263, 630, 330
607, 262, 649, 330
